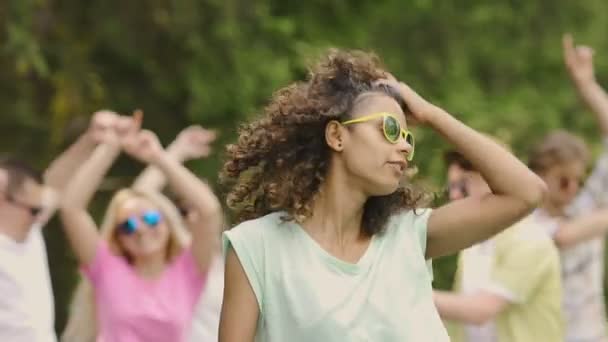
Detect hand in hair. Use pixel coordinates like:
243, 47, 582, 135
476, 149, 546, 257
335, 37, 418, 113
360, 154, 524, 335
374, 78, 438, 126
563, 34, 596, 85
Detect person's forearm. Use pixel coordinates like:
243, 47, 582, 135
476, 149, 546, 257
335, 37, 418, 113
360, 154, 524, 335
426, 109, 546, 206
434, 291, 494, 325
153, 152, 221, 221
44, 132, 97, 192
62, 144, 120, 210
132, 143, 186, 192
554, 208, 608, 248
574, 80, 608, 136
153, 152, 222, 271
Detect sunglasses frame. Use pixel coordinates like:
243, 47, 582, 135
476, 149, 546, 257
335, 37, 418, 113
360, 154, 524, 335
117, 210, 163, 235
341, 112, 415, 161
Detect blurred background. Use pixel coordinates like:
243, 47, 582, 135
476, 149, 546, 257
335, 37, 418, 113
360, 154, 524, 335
1, 0, 608, 334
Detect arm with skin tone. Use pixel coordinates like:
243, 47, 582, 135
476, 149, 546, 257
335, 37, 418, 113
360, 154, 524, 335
383, 80, 547, 258
59, 144, 120, 265
43, 132, 96, 191
552, 208, 608, 249
122, 129, 222, 274
219, 248, 260, 342
38, 111, 118, 226
59, 111, 139, 265
548, 35, 608, 248
564, 34, 608, 136
433, 290, 510, 325
132, 125, 216, 192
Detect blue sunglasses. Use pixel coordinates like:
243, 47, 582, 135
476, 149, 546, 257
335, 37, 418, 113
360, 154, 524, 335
117, 210, 163, 235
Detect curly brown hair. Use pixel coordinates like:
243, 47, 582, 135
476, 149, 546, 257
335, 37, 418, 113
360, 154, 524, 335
220, 49, 430, 236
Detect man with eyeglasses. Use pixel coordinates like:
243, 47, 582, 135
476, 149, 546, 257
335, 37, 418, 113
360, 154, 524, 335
0, 110, 130, 342
434, 149, 563, 342
526, 34, 608, 342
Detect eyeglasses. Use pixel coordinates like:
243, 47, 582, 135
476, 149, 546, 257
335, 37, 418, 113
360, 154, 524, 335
341, 112, 415, 161
5, 194, 42, 217
117, 210, 163, 235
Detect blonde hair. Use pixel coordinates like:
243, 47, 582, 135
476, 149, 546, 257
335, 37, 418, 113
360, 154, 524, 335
61, 188, 191, 342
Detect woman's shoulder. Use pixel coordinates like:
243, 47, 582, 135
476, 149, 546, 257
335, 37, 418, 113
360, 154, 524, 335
387, 208, 433, 230
223, 211, 292, 250
383, 208, 433, 250
227, 211, 288, 234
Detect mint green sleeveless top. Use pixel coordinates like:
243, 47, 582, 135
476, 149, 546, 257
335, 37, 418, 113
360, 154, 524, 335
223, 209, 449, 342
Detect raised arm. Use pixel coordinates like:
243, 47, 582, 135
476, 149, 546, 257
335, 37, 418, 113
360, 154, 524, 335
59, 111, 138, 265
552, 208, 608, 249
123, 129, 222, 274
385, 80, 546, 258
560, 34, 608, 213
59, 144, 120, 265
44, 111, 116, 191
38, 111, 117, 226
132, 125, 216, 192
564, 34, 608, 136
433, 290, 509, 325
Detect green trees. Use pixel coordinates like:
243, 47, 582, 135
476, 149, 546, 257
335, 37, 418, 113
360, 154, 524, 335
2, 0, 607, 332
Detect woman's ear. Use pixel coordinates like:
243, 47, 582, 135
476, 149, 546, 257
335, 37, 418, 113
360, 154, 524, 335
325, 120, 345, 151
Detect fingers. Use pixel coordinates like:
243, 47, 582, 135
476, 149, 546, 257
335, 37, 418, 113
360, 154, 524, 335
181, 125, 218, 145
578, 46, 594, 60
139, 129, 156, 141
372, 78, 400, 89
563, 33, 575, 61
132, 109, 143, 131
563, 33, 594, 65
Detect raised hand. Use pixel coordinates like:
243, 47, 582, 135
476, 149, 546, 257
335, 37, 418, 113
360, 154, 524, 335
171, 125, 217, 161
122, 129, 165, 165
563, 33, 596, 85
87, 110, 119, 144
374, 78, 439, 126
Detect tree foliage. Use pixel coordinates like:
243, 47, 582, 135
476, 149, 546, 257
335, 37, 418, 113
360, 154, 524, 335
1, 0, 608, 332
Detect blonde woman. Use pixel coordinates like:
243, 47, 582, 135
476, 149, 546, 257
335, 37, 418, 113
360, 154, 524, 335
59, 112, 222, 342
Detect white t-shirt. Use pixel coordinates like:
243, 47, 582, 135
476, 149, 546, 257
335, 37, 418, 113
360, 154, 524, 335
0, 226, 56, 342
460, 240, 499, 342
189, 254, 224, 342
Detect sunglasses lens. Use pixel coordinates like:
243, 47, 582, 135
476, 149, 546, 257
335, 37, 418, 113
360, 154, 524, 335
383, 116, 401, 143
405, 132, 415, 161
142, 210, 161, 227
120, 218, 138, 235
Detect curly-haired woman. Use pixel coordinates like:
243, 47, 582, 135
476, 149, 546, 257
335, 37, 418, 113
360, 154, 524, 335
219, 50, 547, 341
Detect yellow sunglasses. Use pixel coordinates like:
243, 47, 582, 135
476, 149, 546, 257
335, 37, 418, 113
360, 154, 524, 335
341, 112, 415, 161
